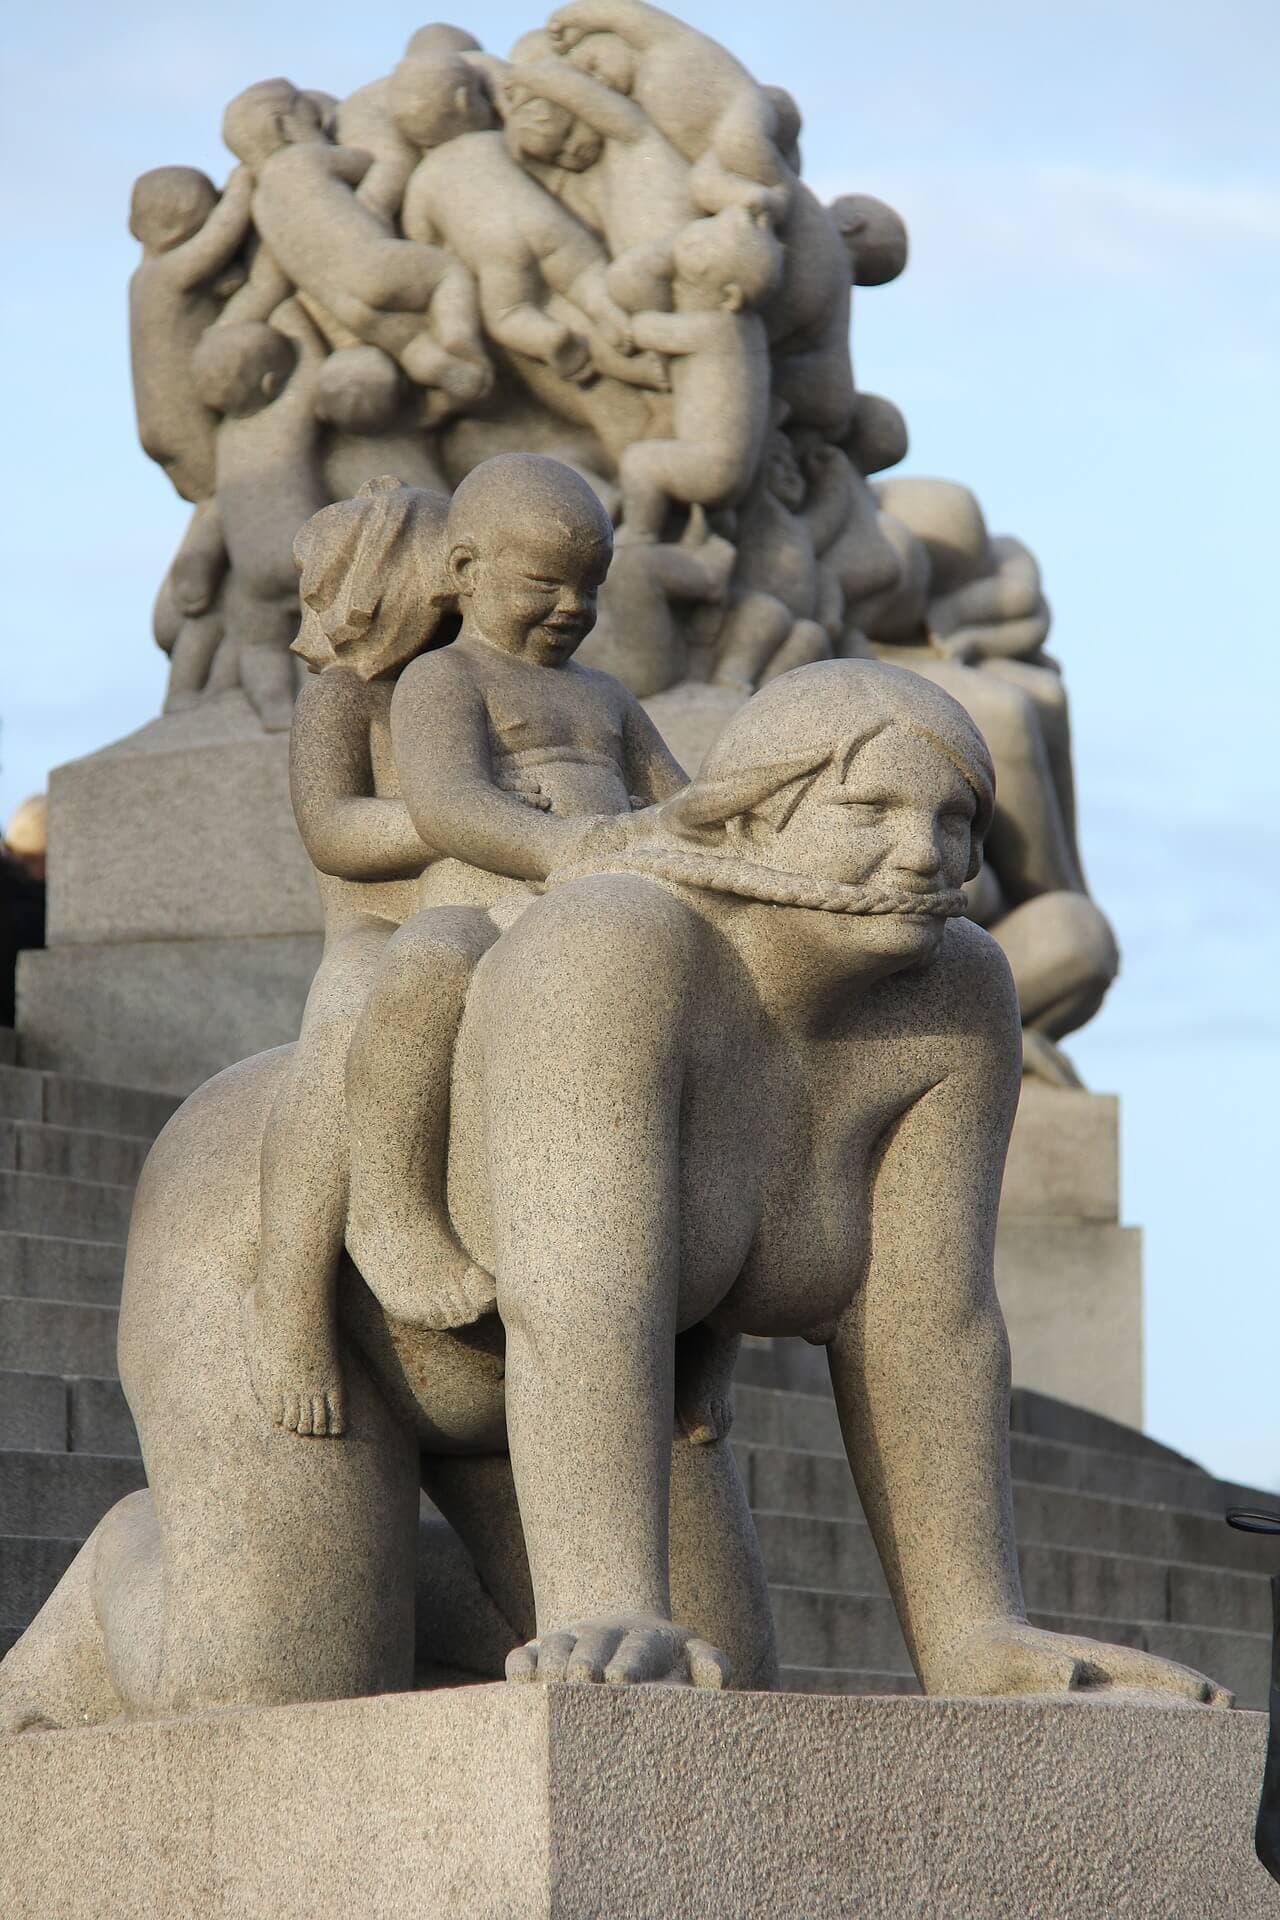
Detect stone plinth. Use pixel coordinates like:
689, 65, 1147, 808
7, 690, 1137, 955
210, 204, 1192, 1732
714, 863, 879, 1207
17, 694, 322, 1094
0, 1687, 1268, 1918
996, 1081, 1142, 1430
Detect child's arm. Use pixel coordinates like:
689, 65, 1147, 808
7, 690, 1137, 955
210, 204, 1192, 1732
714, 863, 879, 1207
390, 652, 601, 879
801, 443, 855, 555
628, 308, 707, 355
217, 238, 293, 326
267, 297, 328, 413
171, 167, 254, 291
620, 697, 687, 803
324, 144, 376, 189
549, 0, 713, 57
516, 58, 648, 144
291, 673, 431, 880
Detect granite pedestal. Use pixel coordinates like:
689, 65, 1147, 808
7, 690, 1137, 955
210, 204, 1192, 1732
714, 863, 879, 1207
0, 1687, 1268, 1918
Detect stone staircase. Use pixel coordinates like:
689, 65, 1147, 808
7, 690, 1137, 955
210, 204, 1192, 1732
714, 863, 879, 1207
0, 1039, 1275, 1705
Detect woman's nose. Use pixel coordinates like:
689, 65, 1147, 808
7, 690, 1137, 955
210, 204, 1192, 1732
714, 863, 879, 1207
892, 818, 944, 875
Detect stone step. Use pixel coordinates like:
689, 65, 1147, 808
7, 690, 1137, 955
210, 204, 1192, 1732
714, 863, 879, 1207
753, 1510, 1272, 1635
0, 1065, 178, 1137
767, 1584, 1271, 1708
0, 1172, 131, 1244
0, 1448, 145, 1538
0, 1119, 151, 1187
0, 1297, 119, 1377
733, 1384, 1229, 1516
0, 1233, 125, 1303
735, 1440, 1279, 1576
0, 1535, 79, 1624
0, 1372, 138, 1457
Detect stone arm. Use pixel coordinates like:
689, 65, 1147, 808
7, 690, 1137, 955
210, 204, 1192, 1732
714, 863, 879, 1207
814, 560, 845, 642
390, 653, 591, 879
548, 0, 717, 58
170, 167, 254, 290
628, 309, 710, 355
268, 298, 327, 415
802, 446, 855, 555
825, 933, 1025, 1693
324, 144, 375, 188
290, 675, 430, 880
519, 57, 649, 142
620, 698, 687, 803
218, 239, 293, 326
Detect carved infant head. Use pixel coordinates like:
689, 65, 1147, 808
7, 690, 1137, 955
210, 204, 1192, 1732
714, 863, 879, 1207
389, 54, 494, 150
191, 322, 296, 417
222, 78, 324, 167
672, 208, 782, 312
446, 454, 613, 668
129, 166, 219, 252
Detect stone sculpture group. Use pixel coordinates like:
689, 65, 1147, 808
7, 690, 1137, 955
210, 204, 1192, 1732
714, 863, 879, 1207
0, 8, 1190, 1734
0, 455, 1226, 1725
130, 1, 1115, 1081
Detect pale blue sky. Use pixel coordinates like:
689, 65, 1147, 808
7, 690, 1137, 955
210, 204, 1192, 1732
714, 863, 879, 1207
3, 2, 1277, 1483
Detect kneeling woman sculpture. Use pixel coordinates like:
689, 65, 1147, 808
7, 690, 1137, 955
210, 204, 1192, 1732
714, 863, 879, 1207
0, 658, 1228, 1725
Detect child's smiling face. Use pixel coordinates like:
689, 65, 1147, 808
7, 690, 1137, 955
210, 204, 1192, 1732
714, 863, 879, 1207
452, 520, 612, 668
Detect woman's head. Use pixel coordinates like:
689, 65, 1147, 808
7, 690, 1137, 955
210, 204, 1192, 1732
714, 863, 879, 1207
661, 660, 994, 902
291, 476, 454, 679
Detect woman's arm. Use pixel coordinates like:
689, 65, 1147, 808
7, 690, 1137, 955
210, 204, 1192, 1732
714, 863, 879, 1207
825, 927, 1025, 1690
290, 673, 430, 880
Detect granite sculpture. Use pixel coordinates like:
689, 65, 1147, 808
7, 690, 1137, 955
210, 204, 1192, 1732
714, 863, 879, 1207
123, 7, 1116, 1065
0, 459, 1225, 1722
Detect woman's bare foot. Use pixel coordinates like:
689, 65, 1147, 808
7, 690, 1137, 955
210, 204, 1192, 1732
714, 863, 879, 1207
241, 1282, 346, 1437
506, 1614, 731, 1688
928, 1618, 1232, 1706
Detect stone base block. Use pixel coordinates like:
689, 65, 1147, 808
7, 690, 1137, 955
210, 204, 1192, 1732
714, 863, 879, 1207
45, 694, 319, 948
17, 935, 322, 1095
1002, 1082, 1120, 1221
0, 1687, 1269, 1918
996, 1217, 1142, 1429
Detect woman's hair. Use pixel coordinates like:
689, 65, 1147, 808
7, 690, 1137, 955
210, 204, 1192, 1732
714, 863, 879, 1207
291, 476, 453, 679
660, 660, 995, 881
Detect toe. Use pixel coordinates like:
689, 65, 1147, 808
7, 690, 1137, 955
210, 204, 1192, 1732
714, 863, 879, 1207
566, 1628, 622, 1685
604, 1630, 668, 1687
537, 1631, 577, 1683
688, 1639, 731, 1690
506, 1642, 538, 1683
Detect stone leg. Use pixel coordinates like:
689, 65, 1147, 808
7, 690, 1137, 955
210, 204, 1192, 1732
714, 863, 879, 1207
244, 917, 398, 1437
344, 908, 498, 1329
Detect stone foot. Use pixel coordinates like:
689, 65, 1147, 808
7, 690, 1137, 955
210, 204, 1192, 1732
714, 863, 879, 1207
241, 1282, 346, 1437
506, 1614, 731, 1689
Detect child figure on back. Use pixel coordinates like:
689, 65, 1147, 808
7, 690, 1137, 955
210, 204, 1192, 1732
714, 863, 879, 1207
242, 475, 455, 1437
340, 454, 689, 1327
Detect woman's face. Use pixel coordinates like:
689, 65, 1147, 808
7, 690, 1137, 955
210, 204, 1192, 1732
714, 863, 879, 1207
750, 725, 977, 910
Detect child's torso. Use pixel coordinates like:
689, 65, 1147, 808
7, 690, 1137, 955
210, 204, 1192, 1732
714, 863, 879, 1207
479, 655, 633, 817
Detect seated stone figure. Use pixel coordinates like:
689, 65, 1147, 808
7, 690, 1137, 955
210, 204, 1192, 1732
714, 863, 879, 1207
0, 661, 1228, 1729
241, 476, 456, 1438
853, 476, 1118, 1083
341, 454, 688, 1329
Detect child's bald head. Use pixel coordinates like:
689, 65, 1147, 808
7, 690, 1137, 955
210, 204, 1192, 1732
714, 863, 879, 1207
447, 455, 614, 667
448, 453, 613, 562
130, 167, 220, 252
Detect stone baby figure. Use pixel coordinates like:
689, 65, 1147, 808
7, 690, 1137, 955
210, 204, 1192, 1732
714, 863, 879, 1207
189, 298, 328, 730
242, 476, 456, 1437
341, 454, 692, 1338
615, 207, 782, 541
129, 163, 254, 504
